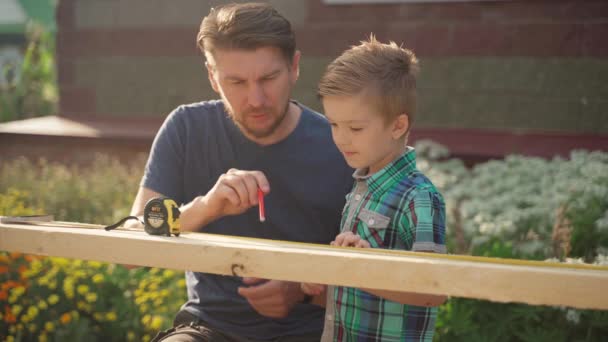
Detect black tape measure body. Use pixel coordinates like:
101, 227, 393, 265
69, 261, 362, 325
143, 197, 181, 236
104, 197, 180, 236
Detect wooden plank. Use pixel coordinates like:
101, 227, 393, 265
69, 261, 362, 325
1, 222, 607, 310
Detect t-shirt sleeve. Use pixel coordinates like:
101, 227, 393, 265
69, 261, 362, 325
403, 188, 447, 253
140, 106, 186, 203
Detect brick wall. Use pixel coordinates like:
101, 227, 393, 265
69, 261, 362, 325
54, 0, 608, 158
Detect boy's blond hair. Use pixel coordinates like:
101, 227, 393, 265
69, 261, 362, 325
318, 35, 419, 125
197, 3, 296, 64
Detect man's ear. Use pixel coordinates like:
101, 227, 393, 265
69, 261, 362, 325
391, 113, 410, 140
205, 61, 220, 93
290, 50, 301, 83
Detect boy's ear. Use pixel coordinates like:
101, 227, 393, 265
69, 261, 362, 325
391, 113, 409, 140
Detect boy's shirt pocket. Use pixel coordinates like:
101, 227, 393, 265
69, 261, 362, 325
356, 208, 390, 248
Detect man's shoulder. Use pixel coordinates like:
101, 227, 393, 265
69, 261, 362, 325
172, 99, 224, 119
162, 100, 227, 133
299, 103, 328, 124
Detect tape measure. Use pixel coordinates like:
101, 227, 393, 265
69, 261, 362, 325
105, 197, 180, 236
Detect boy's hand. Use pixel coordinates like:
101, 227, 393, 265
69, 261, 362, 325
331, 231, 371, 248
301, 282, 325, 296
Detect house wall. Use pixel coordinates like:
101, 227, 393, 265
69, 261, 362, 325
52, 0, 608, 160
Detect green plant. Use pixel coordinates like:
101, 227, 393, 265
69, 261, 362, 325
1, 23, 58, 122
416, 142, 608, 342
0, 155, 186, 341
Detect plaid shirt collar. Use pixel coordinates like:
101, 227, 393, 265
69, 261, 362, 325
352, 146, 417, 196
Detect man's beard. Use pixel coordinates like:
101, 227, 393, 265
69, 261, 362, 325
226, 100, 290, 139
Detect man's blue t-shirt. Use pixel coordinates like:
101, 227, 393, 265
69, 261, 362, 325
142, 100, 353, 339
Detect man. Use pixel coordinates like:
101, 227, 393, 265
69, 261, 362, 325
130, 3, 353, 341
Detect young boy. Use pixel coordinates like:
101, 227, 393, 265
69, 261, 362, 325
302, 36, 447, 341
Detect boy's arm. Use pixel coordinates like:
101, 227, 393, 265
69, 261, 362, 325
360, 288, 446, 307
365, 188, 447, 306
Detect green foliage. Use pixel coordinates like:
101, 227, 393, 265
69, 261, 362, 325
0, 155, 187, 341
416, 141, 608, 342
1, 24, 58, 123
2, 146, 608, 341
0, 155, 145, 224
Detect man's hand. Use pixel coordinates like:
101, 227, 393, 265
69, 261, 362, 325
204, 169, 270, 221
301, 282, 325, 296
237, 278, 304, 318
176, 169, 270, 231
331, 231, 371, 248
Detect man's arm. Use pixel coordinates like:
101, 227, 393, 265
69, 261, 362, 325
129, 169, 271, 232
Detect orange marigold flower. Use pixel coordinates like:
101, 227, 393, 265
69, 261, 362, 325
4, 306, 16, 324
0, 290, 7, 301
0, 266, 8, 273
24, 255, 38, 262
60, 313, 71, 324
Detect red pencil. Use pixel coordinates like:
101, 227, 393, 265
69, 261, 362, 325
258, 188, 266, 222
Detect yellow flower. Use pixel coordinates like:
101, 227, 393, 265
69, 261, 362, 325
37, 277, 49, 286
106, 312, 117, 321
163, 270, 175, 278
45, 322, 55, 332
9, 286, 26, 303
39, 333, 48, 342
94, 313, 103, 321
48, 294, 59, 305
141, 314, 151, 325
92, 274, 104, 283
142, 335, 151, 342
74, 270, 87, 279
148, 282, 159, 291
63, 278, 74, 299
177, 279, 186, 288
48, 281, 57, 290
53, 257, 69, 267
139, 304, 149, 313
12, 286, 26, 296
77, 284, 89, 295
27, 306, 39, 320
38, 300, 48, 310
127, 331, 136, 341
8, 325, 16, 334
6, 336, 15, 342
88, 261, 103, 268
85, 292, 97, 303
150, 316, 163, 330
11, 305, 23, 316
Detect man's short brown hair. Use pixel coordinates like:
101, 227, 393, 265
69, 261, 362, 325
197, 2, 296, 63
318, 35, 419, 125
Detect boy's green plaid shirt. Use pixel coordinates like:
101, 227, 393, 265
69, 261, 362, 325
326, 147, 446, 342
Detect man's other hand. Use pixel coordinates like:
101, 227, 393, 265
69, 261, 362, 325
237, 278, 304, 318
